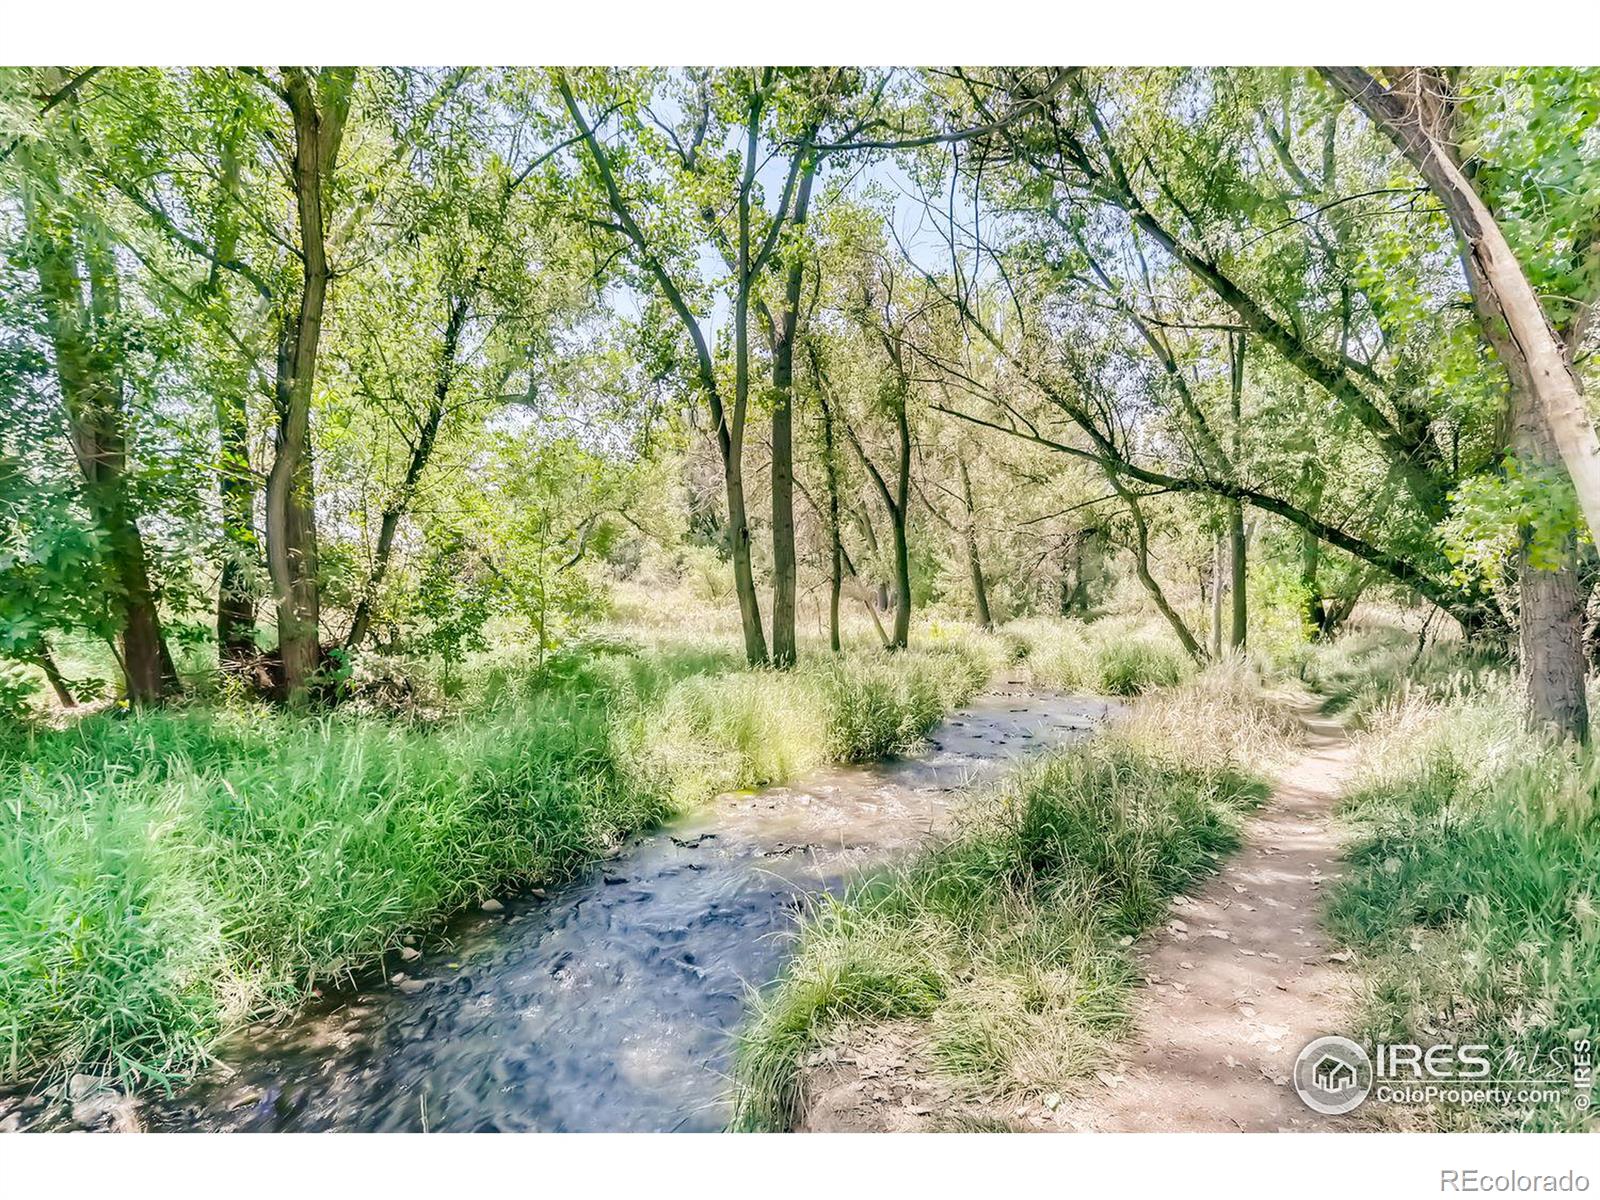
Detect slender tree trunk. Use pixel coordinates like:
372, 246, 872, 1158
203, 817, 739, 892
212, 136, 258, 664
1228, 507, 1247, 650
266, 68, 353, 703
1228, 331, 1247, 650
216, 383, 257, 662
1118, 484, 1207, 664
816, 365, 844, 653
34, 640, 76, 708
958, 455, 993, 630
23, 156, 173, 703
1210, 532, 1225, 657
346, 294, 465, 652
767, 163, 816, 670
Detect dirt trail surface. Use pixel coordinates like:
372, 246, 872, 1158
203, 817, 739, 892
14, 682, 1111, 1133
801, 711, 1362, 1133
1055, 711, 1360, 1131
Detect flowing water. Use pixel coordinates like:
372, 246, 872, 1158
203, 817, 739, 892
125, 684, 1110, 1132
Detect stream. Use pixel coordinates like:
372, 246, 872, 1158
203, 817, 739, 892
130, 683, 1110, 1132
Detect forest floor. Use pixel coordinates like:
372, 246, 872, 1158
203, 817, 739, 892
798, 708, 1364, 1132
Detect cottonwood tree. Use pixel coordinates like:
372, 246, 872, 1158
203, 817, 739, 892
1321, 66, 1600, 737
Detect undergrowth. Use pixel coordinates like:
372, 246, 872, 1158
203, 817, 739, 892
1328, 674, 1599, 1131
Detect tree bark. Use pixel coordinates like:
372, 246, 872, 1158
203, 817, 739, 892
1360, 65, 1598, 742
1118, 484, 1207, 664
846, 393, 913, 650
34, 639, 76, 708
266, 68, 353, 703
1228, 330, 1248, 651
1210, 531, 1225, 657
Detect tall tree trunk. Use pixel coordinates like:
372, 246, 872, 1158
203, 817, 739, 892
23, 151, 173, 703
216, 382, 257, 662
1510, 380, 1590, 740
846, 398, 913, 651
211, 134, 258, 663
766, 162, 817, 670
816, 361, 844, 653
266, 68, 353, 703
723, 397, 768, 667
1228, 506, 1247, 651
958, 455, 993, 630
1228, 331, 1248, 650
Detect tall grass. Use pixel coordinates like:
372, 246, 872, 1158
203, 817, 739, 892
0, 633, 1001, 1092
1009, 616, 1191, 697
731, 664, 1299, 1130
1328, 676, 1599, 1131
1297, 624, 1505, 726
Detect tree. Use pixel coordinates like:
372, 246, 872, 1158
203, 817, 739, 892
10, 68, 177, 701
1321, 66, 1600, 738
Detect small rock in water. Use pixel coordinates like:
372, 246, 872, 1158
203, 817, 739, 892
480, 898, 504, 913
399, 946, 421, 962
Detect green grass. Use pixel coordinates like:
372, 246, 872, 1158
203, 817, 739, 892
0, 632, 1002, 1092
731, 663, 1297, 1130
1009, 616, 1191, 696
1328, 679, 1599, 1131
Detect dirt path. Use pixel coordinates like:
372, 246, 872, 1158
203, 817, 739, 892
1054, 710, 1361, 1132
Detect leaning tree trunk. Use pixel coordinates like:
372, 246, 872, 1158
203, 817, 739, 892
34, 639, 76, 708
1322, 66, 1600, 545
1117, 481, 1207, 664
346, 294, 465, 652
